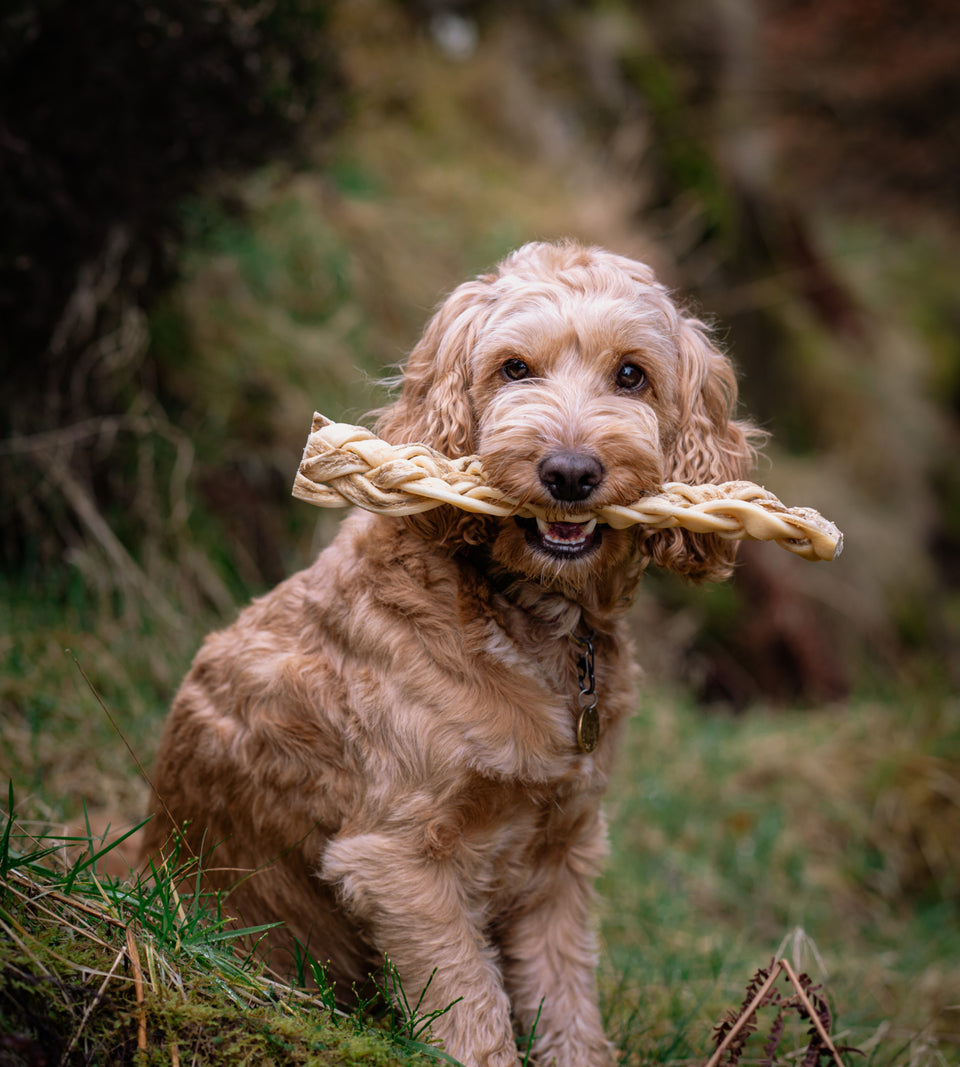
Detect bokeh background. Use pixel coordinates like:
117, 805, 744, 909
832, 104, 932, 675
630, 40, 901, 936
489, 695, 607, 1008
2, 1, 958, 1062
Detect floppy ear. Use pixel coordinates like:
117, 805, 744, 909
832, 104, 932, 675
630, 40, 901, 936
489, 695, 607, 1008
372, 277, 495, 547
374, 279, 491, 457
640, 315, 763, 582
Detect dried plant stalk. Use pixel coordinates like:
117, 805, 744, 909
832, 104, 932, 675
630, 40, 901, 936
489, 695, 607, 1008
706, 958, 851, 1067
125, 924, 148, 1053
293, 414, 844, 562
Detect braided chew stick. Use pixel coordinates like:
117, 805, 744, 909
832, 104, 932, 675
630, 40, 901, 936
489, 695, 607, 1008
293, 414, 843, 562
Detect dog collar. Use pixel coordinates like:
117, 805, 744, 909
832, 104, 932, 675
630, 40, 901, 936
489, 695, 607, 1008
572, 630, 600, 753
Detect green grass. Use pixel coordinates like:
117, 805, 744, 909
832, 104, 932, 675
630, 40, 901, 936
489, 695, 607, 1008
598, 690, 960, 1065
0, 788, 461, 1066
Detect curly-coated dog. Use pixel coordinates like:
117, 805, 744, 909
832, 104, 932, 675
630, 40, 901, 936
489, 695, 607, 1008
142, 241, 759, 1066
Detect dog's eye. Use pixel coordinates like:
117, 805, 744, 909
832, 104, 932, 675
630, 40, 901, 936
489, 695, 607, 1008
502, 358, 531, 381
616, 362, 647, 392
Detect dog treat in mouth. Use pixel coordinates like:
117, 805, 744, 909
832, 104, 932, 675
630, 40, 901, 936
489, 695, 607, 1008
293, 413, 844, 562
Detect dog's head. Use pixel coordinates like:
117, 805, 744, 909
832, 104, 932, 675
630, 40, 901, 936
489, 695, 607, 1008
376, 241, 761, 596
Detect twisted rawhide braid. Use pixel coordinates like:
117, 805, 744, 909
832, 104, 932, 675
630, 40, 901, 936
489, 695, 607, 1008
293, 415, 843, 563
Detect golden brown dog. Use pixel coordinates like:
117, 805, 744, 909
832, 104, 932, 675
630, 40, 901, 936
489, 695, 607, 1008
142, 241, 758, 1066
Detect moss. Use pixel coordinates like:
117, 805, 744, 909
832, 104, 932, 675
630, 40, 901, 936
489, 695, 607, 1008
0, 861, 439, 1067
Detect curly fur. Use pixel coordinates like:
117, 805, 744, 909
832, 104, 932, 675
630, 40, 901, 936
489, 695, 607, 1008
142, 240, 759, 1067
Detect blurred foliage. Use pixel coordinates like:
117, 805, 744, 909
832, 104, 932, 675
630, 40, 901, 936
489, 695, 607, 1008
0, 0, 343, 590
0, 0, 341, 375
0, 0, 343, 362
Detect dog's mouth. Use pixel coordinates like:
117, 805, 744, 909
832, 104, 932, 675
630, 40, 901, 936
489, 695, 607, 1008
516, 516, 602, 560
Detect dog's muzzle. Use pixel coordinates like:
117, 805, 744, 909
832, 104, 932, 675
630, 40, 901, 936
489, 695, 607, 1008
515, 450, 607, 560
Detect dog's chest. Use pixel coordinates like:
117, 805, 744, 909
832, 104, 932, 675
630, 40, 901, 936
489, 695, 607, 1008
459, 610, 630, 771
425, 768, 606, 897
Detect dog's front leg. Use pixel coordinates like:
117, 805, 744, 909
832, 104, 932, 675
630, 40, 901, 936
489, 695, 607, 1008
323, 832, 520, 1067
498, 835, 616, 1067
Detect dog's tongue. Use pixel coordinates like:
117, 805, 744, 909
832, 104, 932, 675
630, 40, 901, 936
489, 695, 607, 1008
547, 522, 586, 543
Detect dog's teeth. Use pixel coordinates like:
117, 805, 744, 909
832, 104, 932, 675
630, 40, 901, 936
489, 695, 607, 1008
535, 517, 597, 546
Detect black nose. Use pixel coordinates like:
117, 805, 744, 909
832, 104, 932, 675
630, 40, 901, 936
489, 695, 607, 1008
538, 452, 603, 502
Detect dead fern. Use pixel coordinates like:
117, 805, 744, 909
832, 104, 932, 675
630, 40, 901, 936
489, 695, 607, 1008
706, 957, 861, 1067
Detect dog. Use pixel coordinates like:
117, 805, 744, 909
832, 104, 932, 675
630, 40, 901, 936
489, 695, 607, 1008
142, 240, 759, 1066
